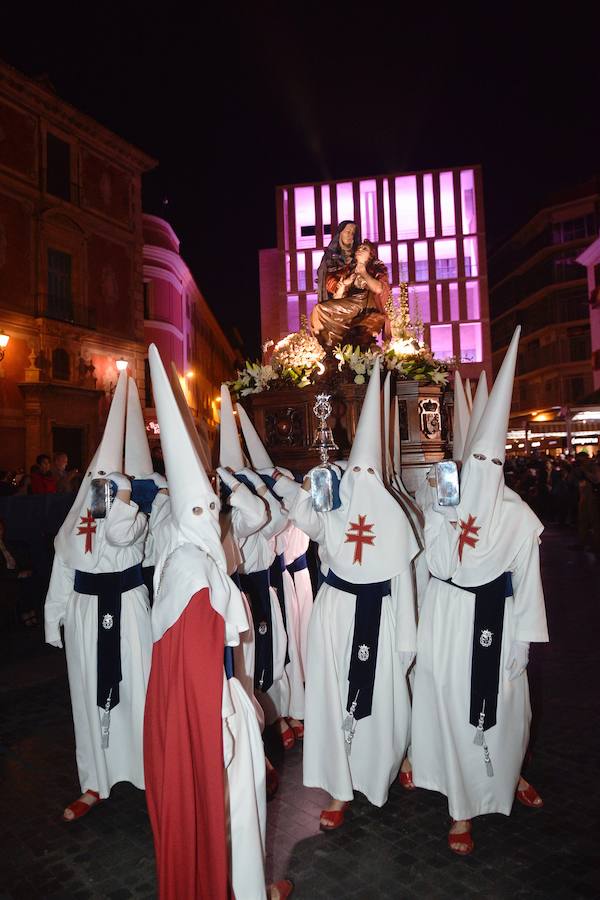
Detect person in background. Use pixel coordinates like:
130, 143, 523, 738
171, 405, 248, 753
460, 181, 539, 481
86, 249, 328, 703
30, 455, 57, 495
52, 452, 77, 493
0, 517, 37, 626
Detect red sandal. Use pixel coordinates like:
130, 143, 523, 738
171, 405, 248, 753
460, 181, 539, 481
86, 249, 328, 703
448, 821, 473, 856
399, 769, 416, 791
516, 782, 544, 808
319, 802, 349, 832
62, 790, 101, 822
270, 879, 294, 899
280, 725, 296, 751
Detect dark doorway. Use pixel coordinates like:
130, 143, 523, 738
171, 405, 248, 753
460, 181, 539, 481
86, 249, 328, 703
52, 426, 83, 472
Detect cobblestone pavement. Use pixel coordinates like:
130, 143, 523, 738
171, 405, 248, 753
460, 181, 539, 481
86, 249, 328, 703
0, 526, 598, 899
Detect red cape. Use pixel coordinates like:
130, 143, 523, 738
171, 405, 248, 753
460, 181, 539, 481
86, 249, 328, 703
144, 589, 230, 899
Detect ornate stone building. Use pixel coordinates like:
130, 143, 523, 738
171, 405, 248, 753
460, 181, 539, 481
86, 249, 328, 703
0, 60, 238, 471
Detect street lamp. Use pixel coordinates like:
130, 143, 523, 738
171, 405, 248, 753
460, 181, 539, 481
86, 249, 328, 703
116, 357, 129, 372
0, 330, 9, 361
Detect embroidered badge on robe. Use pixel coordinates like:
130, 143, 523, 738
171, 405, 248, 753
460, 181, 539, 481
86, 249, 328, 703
258, 621, 268, 635
358, 644, 370, 662
458, 514, 480, 561
479, 628, 493, 647
102, 613, 114, 630
77, 509, 96, 554
345, 515, 375, 565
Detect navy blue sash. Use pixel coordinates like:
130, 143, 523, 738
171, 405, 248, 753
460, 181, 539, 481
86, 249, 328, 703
74, 563, 144, 712
269, 553, 290, 665
224, 571, 242, 679
325, 570, 391, 722
142, 564, 155, 607
443, 572, 512, 731
286, 552, 308, 578
238, 569, 273, 691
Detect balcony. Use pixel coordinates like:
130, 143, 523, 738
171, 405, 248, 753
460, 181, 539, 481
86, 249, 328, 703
35, 293, 96, 330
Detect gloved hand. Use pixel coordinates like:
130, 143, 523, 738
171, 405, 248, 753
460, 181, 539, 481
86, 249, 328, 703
109, 472, 131, 493
505, 640, 530, 680
217, 467, 240, 492
238, 468, 265, 491
147, 472, 168, 490
399, 651, 416, 674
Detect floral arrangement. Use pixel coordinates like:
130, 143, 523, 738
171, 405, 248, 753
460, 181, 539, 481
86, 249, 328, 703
228, 292, 449, 397
229, 317, 326, 397
334, 342, 448, 386
334, 285, 448, 386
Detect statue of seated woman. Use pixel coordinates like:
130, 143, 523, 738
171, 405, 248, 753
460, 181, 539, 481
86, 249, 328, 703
312, 236, 390, 350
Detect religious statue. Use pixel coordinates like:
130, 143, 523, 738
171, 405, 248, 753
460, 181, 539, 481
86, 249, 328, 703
313, 223, 390, 350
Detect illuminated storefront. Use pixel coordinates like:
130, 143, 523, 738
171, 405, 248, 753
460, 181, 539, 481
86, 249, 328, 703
506, 408, 600, 456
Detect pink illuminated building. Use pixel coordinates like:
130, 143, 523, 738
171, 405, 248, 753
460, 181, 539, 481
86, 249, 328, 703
143, 215, 239, 449
259, 167, 492, 379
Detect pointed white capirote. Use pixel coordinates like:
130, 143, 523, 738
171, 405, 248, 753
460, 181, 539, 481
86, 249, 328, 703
452, 372, 471, 462
346, 356, 383, 474
125, 377, 153, 477
218, 384, 246, 471
169, 362, 212, 471
236, 402, 273, 470
467, 330, 519, 463
149, 344, 222, 557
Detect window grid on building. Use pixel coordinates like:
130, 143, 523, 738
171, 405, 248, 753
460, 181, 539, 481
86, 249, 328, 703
276, 168, 487, 364
47, 249, 73, 321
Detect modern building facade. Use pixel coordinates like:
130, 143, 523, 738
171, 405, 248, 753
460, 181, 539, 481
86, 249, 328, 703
143, 214, 241, 450
0, 60, 237, 472
577, 232, 600, 392
490, 180, 600, 452
259, 166, 492, 381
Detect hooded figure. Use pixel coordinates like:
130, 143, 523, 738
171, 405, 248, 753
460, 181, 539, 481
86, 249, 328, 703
143, 345, 268, 900
274, 358, 419, 821
213, 388, 289, 742
45, 371, 152, 819
216, 383, 268, 726
411, 327, 549, 854
124, 376, 169, 602
237, 402, 311, 737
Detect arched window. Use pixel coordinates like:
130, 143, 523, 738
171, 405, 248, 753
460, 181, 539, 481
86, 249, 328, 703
52, 347, 70, 381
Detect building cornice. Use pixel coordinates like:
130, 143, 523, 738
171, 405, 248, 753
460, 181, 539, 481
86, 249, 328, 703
142, 214, 181, 251
0, 59, 157, 173
144, 319, 184, 341
276, 163, 483, 191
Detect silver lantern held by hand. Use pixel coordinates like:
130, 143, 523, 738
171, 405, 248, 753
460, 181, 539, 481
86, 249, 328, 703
309, 393, 339, 511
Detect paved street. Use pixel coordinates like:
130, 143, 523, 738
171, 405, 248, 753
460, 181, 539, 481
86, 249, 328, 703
1, 526, 599, 899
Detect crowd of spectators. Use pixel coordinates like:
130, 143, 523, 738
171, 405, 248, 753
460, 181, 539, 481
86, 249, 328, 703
505, 451, 600, 554
0, 451, 81, 497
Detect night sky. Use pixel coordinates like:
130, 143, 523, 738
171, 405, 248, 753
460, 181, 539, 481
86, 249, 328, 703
2, 7, 598, 355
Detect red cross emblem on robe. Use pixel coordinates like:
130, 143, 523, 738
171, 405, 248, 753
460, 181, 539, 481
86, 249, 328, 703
77, 509, 96, 554
345, 515, 375, 564
458, 514, 480, 561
